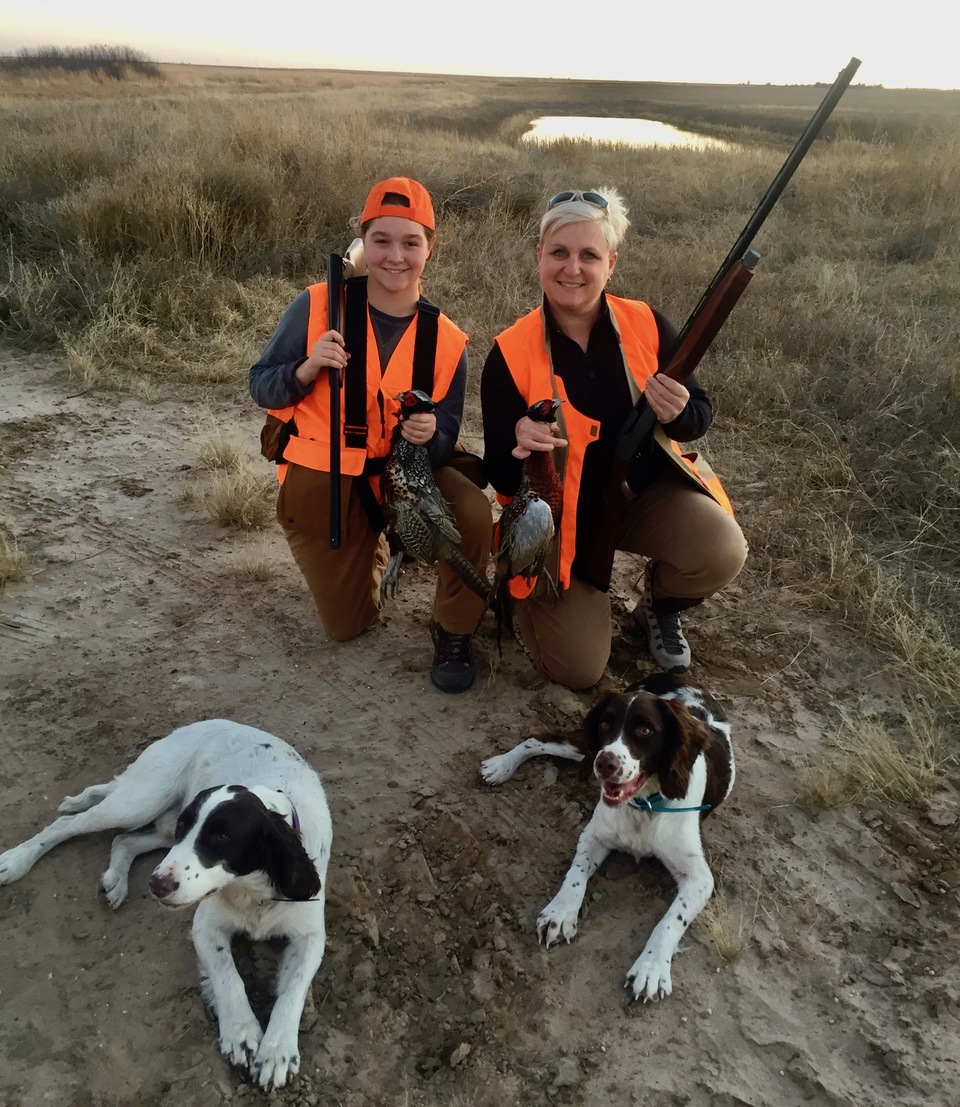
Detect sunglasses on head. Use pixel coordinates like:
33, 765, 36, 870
547, 190, 609, 211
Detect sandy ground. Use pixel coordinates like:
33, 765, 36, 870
1, 348, 958, 1107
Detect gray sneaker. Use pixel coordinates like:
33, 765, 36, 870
638, 566, 691, 673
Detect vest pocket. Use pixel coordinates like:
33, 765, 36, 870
260, 413, 296, 463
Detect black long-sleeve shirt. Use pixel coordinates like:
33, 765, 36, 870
481, 295, 713, 580
249, 289, 467, 467
481, 295, 711, 493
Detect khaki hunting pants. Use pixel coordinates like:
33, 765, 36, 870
515, 469, 748, 690
278, 459, 492, 641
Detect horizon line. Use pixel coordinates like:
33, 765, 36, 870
1, 52, 958, 93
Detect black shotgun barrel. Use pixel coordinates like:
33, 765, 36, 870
327, 252, 344, 549
672, 57, 861, 354
615, 58, 861, 464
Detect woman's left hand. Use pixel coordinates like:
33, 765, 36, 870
644, 373, 689, 424
400, 411, 436, 446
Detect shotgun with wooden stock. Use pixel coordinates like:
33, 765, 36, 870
613, 56, 861, 503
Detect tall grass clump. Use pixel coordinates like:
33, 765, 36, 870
704, 884, 760, 963
202, 464, 276, 531
231, 537, 284, 582
0, 528, 27, 583
192, 426, 248, 473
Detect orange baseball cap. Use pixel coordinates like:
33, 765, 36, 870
360, 177, 435, 231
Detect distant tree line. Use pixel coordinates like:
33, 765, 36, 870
2, 45, 163, 80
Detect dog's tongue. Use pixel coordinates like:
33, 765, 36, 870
602, 773, 645, 806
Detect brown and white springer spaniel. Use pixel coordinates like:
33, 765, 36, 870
480, 672, 734, 1001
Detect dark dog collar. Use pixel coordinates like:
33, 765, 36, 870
628, 791, 711, 814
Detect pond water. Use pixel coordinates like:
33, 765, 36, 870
522, 115, 737, 152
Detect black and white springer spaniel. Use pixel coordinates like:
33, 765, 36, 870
480, 673, 734, 1002
0, 720, 331, 1090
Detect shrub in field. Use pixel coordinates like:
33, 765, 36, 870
0, 529, 27, 583
192, 426, 248, 473
203, 465, 276, 531
232, 538, 284, 582
3, 45, 162, 81
704, 885, 760, 963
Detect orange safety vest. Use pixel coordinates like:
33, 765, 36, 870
494, 296, 733, 597
269, 280, 468, 484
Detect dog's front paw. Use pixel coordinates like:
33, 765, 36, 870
536, 899, 580, 948
479, 753, 515, 785
625, 948, 673, 1002
219, 1016, 263, 1070
252, 1036, 300, 1091
99, 867, 128, 909
0, 845, 35, 885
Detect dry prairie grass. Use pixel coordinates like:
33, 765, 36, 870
2, 64, 958, 785
231, 538, 284, 582
798, 702, 956, 809
202, 464, 276, 531
0, 528, 27, 583
703, 886, 761, 964
191, 422, 248, 473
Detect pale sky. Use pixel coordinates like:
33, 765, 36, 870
1, 0, 956, 90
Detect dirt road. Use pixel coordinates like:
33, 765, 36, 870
1, 349, 957, 1106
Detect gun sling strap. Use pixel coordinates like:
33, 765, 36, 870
342, 277, 369, 449
342, 277, 439, 447
341, 277, 440, 531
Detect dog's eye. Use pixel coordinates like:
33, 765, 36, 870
599, 719, 611, 731
635, 726, 653, 737
210, 831, 230, 844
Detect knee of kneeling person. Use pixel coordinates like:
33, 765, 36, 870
437, 472, 492, 527
721, 527, 750, 581
454, 498, 495, 555
540, 652, 607, 693
697, 517, 748, 586
322, 607, 379, 643
459, 483, 494, 523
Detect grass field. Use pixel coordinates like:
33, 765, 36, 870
3, 62, 959, 1107
2, 61, 958, 713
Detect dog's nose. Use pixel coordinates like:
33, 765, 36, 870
595, 750, 621, 777
148, 869, 179, 899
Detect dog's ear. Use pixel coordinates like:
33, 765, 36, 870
575, 691, 616, 780
264, 814, 322, 901
656, 700, 709, 800
583, 692, 616, 753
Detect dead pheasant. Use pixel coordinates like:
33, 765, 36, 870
380, 389, 491, 604
491, 398, 565, 649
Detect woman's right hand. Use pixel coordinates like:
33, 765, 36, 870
296, 330, 349, 386
512, 416, 569, 460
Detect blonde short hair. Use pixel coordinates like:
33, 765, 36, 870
538, 187, 630, 252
